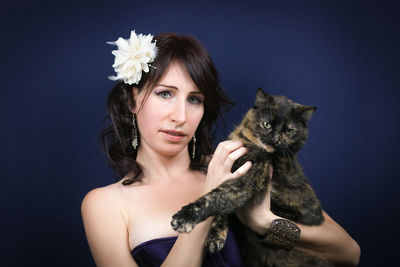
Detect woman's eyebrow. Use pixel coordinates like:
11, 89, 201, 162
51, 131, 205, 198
156, 84, 202, 94
156, 84, 178, 89
190, 91, 204, 95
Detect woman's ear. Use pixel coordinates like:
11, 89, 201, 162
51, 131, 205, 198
130, 87, 139, 113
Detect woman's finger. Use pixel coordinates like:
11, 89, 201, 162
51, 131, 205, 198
223, 146, 248, 169
264, 164, 273, 209
268, 164, 273, 179
214, 140, 243, 157
210, 140, 244, 168
231, 161, 252, 179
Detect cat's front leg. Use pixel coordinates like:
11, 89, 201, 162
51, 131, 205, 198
171, 175, 253, 233
171, 196, 209, 233
206, 215, 229, 253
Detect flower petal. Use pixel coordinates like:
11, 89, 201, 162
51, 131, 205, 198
107, 30, 158, 84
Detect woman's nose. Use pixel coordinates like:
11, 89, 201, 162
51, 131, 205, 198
171, 100, 186, 125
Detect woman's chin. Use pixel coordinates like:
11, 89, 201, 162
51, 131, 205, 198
159, 146, 188, 158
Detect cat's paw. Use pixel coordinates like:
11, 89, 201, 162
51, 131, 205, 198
171, 216, 196, 233
171, 206, 200, 233
207, 236, 226, 253
206, 225, 228, 254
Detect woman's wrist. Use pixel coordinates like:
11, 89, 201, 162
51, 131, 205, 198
237, 209, 302, 250
258, 219, 302, 250
253, 211, 281, 235
236, 209, 280, 235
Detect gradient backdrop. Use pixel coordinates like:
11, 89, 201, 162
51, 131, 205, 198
1, 0, 399, 266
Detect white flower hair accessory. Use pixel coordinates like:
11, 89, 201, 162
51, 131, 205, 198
107, 30, 157, 85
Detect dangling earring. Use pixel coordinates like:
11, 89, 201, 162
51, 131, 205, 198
192, 134, 196, 159
132, 113, 138, 150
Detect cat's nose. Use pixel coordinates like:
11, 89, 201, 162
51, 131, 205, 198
272, 135, 280, 144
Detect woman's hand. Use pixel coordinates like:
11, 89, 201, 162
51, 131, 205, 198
235, 165, 361, 266
204, 140, 252, 194
235, 164, 278, 235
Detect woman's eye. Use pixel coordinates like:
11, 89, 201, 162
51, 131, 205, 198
188, 96, 203, 105
262, 121, 272, 129
155, 90, 172, 99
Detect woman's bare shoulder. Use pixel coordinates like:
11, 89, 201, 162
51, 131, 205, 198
81, 181, 139, 266
81, 176, 145, 217
83, 182, 116, 202
81, 181, 130, 216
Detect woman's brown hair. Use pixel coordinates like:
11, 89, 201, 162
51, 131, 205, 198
101, 32, 232, 185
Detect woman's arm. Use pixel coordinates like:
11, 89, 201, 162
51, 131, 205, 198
81, 187, 139, 267
82, 186, 213, 267
236, 170, 361, 267
295, 211, 360, 267
243, 209, 360, 266
82, 141, 251, 267
162, 140, 252, 266
160, 217, 214, 267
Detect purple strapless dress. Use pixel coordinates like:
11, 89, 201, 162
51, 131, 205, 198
131, 229, 243, 266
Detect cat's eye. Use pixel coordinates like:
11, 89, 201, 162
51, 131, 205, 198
262, 121, 272, 129
285, 129, 292, 135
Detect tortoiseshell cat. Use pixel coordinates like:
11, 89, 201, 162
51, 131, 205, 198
171, 89, 332, 266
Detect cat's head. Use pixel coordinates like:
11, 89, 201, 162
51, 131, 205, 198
244, 88, 316, 155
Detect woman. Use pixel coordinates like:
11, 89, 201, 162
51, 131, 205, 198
81, 31, 360, 266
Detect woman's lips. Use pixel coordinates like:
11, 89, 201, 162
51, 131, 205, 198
161, 130, 186, 142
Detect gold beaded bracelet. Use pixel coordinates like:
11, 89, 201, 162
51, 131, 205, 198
259, 219, 301, 250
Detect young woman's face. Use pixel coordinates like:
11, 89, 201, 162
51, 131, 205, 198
133, 63, 204, 158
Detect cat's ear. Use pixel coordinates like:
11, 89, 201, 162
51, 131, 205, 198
296, 105, 317, 122
255, 88, 274, 108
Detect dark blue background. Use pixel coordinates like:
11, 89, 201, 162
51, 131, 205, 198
1, 0, 399, 266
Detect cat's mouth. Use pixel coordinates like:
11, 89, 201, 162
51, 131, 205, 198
262, 144, 275, 153
273, 144, 292, 155
238, 128, 275, 153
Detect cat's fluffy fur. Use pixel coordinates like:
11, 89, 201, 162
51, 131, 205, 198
171, 89, 332, 266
